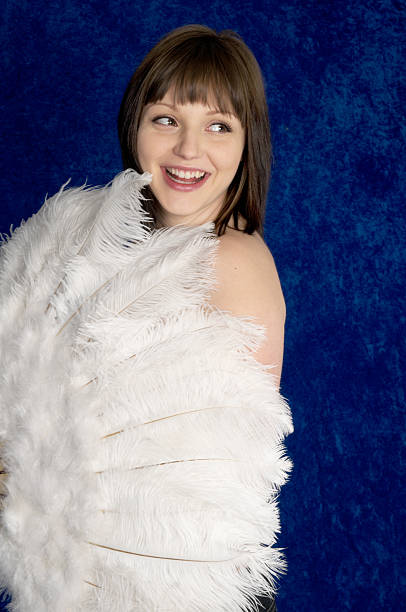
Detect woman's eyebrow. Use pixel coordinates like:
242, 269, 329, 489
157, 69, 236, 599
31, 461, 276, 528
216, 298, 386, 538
149, 102, 235, 117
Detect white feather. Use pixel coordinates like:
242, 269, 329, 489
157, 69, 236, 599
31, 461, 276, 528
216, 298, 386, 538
0, 170, 293, 611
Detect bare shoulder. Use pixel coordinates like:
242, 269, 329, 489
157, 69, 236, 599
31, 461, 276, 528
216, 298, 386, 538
210, 228, 286, 322
209, 227, 286, 381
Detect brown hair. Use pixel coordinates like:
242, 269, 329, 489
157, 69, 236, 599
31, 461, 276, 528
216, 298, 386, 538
118, 24, 272, 236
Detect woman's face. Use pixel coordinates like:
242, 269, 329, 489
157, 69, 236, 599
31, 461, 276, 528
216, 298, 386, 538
137, 88, 245, 227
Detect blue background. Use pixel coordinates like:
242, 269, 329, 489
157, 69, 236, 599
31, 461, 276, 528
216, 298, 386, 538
1, 0, 404, 610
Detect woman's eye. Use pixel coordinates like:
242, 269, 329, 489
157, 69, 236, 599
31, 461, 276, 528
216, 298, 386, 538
152, 116, 177, 127
208, 122, 232, 133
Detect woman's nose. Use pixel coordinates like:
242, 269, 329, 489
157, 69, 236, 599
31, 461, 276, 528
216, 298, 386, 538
172, 128, 201, 160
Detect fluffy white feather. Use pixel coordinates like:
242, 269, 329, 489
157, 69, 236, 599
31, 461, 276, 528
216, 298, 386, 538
0, 169, 293, 611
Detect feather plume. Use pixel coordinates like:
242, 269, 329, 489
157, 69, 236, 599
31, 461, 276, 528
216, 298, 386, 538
0, 170, 293, 611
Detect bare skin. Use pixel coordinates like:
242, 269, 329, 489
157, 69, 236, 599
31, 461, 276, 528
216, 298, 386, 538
209, 216, 286, 390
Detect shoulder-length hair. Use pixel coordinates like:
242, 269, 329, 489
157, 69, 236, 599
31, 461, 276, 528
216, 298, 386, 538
118, 24, 272, 236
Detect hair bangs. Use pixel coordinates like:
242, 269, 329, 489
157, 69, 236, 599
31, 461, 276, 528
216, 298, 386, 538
145, 44, 247, 125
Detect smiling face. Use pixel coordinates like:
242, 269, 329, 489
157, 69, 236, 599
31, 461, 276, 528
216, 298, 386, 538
136, 89, 246, 227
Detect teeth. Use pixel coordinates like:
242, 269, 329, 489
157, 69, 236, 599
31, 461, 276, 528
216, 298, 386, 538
167, 167, 205, 179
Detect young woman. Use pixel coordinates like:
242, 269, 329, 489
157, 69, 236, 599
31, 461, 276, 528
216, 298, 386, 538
0, 25, 291, 612
118, 25, 286, 612
118, 24, 286, 391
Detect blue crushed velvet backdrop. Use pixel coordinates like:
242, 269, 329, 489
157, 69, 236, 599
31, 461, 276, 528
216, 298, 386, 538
1, 1, 404, 610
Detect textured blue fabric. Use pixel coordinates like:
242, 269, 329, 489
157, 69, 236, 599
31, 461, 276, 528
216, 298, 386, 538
1, 1, 404, 610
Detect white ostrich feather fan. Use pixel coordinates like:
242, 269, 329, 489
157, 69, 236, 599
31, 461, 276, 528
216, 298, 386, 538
0, 170, 293, 611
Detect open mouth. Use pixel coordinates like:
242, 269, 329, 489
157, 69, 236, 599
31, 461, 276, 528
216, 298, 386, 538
165, 167, 207, 184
